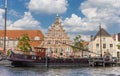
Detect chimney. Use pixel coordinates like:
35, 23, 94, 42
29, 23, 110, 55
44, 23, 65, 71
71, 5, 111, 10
90, 35, 93, 41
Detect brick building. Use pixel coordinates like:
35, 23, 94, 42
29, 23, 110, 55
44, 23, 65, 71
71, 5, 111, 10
113, 33, 120, 58
40, 16, 73, 58
0, 30, 44, 52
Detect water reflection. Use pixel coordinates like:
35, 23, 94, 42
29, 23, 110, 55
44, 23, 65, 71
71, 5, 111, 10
0, 66, 120, 76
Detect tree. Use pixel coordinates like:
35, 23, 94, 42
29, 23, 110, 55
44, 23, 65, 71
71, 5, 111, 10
72, 35, 84, 57
117, 44, 120, 50
17, 34, 31, 52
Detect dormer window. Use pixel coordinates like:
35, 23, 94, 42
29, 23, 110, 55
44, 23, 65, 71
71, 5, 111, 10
34, 36, 40, 40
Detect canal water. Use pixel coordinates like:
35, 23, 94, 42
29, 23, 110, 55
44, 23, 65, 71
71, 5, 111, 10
0, 66, 120, 76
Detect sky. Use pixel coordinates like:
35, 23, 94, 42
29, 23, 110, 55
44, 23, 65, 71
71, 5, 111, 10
0, 0, 120, 41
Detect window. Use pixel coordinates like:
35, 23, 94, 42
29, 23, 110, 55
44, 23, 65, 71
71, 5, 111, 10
59, 32, 62, 37
52, 32, 55, 36
6, 36, 8, 40
65, 48, 70, 52
60, 48, 63, 55
60, 48, 63, 52
110, 44, 113, 48
0, 37, 2, 40
103, 38, 106, 42
117, 52, 120, 58
103, 44, 106, 49
9, 37, 13, 40
55, 40, 58, 44
0, 42, 3, 47
63, 40, 66, 44
48, 40, 51, 44
50, 48, 53, 53
34, 36, 40, 40
96, 44, 99, 49
55, 48, 58, 53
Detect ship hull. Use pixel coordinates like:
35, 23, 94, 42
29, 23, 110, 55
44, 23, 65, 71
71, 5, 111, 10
10, 58, 89, 67
7, 50, 89, 67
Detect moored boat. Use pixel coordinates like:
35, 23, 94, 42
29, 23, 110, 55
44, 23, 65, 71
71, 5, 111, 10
7, 47, 90, 67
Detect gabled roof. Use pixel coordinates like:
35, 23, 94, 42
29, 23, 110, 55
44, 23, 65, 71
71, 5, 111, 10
0, 30, 44, 39
0, 30, 44, 47
94, 28, 111, 39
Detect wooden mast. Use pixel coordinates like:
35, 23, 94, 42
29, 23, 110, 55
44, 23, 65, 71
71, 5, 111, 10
4, 0, 7, 53
99, 24, 102, 57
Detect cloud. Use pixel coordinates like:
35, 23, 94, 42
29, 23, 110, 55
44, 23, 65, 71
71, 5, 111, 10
0, 8, 4, 15
63, 14, 102, 33
9, 12, 40, 30
9, 9, 22, 18
0, 7, 47, 34
28, 0, 68, 14
63, 0, 120, 41
81, 34, 90, 41
63, 14, 97, 41
0, 8, 13, 29
0, 8, 4, 28
8, 11, 47, 34
80, 0, 120, 27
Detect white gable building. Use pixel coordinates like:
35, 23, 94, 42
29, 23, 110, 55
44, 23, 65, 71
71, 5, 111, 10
88, 28, 117, 57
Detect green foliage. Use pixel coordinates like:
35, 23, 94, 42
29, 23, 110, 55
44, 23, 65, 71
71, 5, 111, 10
117, 44, 120, 49
17, 34, 31, 52
72, 35, 84, 52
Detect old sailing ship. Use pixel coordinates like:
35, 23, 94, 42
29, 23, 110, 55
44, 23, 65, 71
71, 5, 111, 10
7, 34, 88, 67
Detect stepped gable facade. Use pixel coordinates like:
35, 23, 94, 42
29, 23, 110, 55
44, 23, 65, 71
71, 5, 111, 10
41, 16, 73, 58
